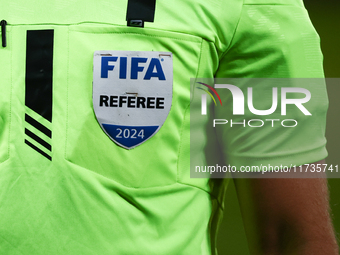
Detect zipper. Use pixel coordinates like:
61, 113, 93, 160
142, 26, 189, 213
1, 20, 7, 47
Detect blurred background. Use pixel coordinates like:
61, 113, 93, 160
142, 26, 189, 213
217, 0, 340, 254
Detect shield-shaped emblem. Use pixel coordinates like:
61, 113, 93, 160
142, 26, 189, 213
93, 50, 173, 149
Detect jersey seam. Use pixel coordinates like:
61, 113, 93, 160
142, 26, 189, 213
176, 38, 223, 209
71, 31, 202, 43
64, 28, 70, 159
7, 22, 218, 48
7, 22, 204, 43
176, 102, 191, 183
218, 0, 245, 60
176, 38, 203, 183
177, 181, 223, 208
8, 31, 12, 161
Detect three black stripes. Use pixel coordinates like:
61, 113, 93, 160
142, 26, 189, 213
23, 2, 155, 160
25, 30, 54, 161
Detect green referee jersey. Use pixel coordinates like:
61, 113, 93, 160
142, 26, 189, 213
0, 0, 327, 254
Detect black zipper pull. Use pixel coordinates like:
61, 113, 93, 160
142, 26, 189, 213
1, 20, 7, 47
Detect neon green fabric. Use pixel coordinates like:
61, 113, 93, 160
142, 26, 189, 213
214, 3, 328, 170
0, 0, 327, 254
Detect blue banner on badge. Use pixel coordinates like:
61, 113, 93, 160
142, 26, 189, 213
93, 50, 173, 149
